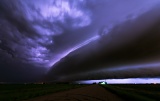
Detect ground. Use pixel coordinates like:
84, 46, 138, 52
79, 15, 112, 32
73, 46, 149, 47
24, 84, 124, 101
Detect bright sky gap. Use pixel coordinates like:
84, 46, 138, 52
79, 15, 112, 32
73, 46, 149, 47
77, 78, 160, 84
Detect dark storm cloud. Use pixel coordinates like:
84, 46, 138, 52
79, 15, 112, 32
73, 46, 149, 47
47, 5, 160, 81
0, 0, 49, 66
0, 0, 39, 38
0, 54, 46, 82
0, 0, 92, 82
1, 0, 160, 82
0, 0, 92, 67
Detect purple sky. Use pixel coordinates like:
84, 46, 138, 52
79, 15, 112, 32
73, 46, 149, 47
0, 0, 160, 82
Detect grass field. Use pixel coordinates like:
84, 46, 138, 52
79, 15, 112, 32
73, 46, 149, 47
102, 84, 160, 101
0, 84, 86, 101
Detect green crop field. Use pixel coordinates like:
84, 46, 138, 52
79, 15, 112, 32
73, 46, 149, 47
0, 84, 86, 101
102, 84, 160, 101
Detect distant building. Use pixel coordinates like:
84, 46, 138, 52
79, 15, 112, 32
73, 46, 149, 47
99, 81, 107, 85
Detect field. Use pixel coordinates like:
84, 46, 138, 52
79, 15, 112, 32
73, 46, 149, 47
102, 84, 160, 101
0, 84, 86, 101
1, 83, 160, 101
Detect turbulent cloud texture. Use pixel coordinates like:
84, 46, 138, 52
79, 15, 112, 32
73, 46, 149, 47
0, 0, 160, 82
47, 5, 160, 81
0, 0, 91, 67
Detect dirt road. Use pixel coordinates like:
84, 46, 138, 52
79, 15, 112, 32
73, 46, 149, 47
25, 85, 125, 101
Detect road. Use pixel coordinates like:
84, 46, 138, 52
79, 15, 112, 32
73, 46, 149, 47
25, 85, 125, 101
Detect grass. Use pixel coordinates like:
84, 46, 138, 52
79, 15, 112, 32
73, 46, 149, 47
101, 84, 160, 101
0, 84, 87, 101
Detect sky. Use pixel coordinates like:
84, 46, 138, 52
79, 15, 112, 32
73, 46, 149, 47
77, 78, 160, 84
1, 0, 160, 83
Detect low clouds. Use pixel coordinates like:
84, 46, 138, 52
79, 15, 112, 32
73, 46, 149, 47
0, 0, 91, 68
0, 0, 92, 82
1, 0, 160, 82
47, 5, 160, 81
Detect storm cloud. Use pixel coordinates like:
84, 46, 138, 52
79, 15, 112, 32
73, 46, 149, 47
47, 4, 160, 81
0, 0, 160, 82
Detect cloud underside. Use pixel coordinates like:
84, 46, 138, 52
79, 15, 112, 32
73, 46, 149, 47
47, 6, 160, 81
1, 0, 160, 82
0, 0, 92, 82
0, 0, 91, 67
